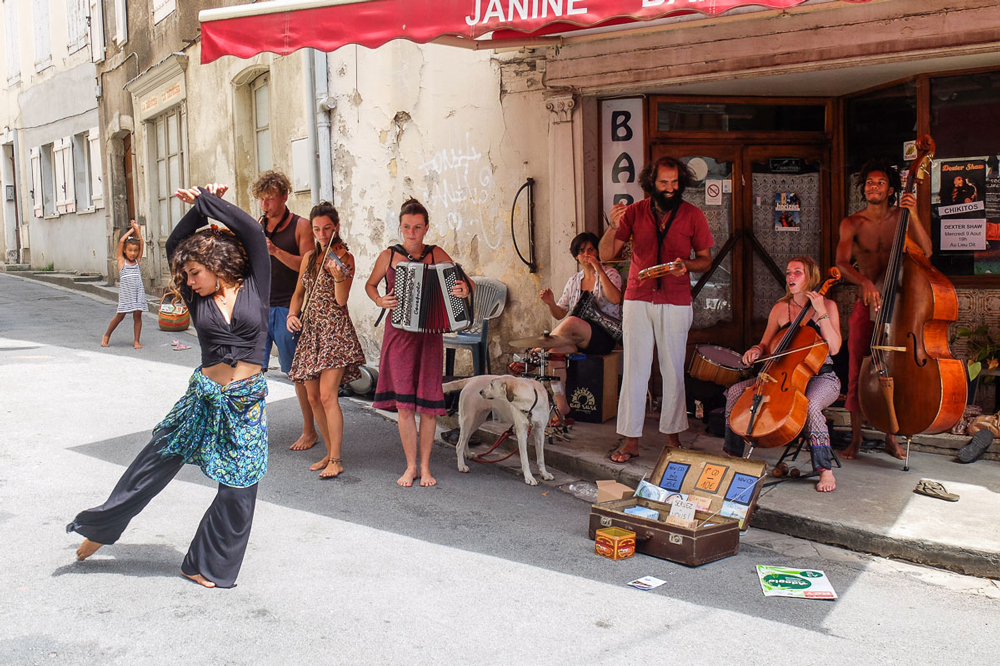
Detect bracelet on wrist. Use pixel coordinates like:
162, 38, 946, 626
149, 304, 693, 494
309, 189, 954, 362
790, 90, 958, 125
816, 313, 830, 322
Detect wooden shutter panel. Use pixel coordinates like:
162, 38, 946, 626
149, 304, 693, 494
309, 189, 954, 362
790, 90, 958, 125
88, 127, 103, 209
30, 147, 42, 217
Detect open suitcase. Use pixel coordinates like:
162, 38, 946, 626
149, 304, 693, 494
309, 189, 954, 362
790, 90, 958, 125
589, 448, 766, 566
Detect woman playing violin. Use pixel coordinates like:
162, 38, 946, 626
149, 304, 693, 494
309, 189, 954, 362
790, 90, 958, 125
723, 256, 842, 492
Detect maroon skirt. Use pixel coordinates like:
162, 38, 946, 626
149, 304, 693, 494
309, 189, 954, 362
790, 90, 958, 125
372, 321, 446, 415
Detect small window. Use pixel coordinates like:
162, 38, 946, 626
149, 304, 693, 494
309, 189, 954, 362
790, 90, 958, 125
252, 73, 271, 173
39, 143, 57, 217
73, 132, 93, 210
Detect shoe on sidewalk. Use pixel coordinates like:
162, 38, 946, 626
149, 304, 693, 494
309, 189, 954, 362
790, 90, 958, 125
913, 478, 959, 502
957, 429, 993, 464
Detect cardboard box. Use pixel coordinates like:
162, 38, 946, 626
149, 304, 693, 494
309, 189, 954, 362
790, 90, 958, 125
596, 479, 635, 503
589, 448, 766, 566
594, 527, 636, 560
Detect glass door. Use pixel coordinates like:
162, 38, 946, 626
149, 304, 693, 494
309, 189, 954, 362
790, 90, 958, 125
650, 144, 743, 349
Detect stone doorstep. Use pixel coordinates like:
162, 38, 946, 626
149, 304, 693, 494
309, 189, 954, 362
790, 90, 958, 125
431, 412, 1000, 579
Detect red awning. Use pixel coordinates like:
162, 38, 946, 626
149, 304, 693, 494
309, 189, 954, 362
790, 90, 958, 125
200, 0, 871, 64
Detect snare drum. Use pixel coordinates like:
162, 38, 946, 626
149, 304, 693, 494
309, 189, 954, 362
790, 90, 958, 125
688, 344, 751, 387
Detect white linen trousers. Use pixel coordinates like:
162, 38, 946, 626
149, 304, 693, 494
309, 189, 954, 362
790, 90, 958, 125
617, 299, 693, 437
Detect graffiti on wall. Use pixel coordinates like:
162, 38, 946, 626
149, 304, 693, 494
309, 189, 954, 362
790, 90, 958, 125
418, 133, 501, 249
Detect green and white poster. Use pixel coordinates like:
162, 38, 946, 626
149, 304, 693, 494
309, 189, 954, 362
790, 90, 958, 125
756, 565, 837, 600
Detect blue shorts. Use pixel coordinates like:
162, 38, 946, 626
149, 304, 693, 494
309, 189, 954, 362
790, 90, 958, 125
264, 306, 298, 373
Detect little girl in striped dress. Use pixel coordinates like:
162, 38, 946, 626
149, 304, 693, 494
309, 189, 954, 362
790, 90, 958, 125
102, 220, 148, 349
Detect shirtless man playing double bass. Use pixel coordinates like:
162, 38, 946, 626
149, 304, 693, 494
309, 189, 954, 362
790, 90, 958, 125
835, 158, 934, 460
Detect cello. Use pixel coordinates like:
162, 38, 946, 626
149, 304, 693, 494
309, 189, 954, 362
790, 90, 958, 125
858, 136, 966, 463
730, 268, 841, 449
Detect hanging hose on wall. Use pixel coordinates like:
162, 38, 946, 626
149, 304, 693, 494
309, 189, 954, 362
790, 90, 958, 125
510, 177, 536, 273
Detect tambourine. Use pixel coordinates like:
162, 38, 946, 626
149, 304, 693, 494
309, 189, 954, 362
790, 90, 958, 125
638, 260, 684, 281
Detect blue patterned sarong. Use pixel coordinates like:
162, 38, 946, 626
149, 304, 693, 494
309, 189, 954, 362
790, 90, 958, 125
154, 369, 268, 488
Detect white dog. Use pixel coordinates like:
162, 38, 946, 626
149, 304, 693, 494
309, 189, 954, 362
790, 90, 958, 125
442, 375, 554, 485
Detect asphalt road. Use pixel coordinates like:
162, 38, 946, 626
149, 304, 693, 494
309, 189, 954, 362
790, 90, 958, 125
1, 273, 998, 665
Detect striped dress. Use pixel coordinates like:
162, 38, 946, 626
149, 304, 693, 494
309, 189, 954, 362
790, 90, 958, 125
117, 261, 148, 313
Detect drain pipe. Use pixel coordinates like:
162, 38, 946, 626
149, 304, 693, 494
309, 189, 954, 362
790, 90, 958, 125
303, 50, 320, 206
313, 50, 335, 204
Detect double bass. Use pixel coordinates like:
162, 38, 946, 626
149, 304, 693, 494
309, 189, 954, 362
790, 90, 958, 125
858, 136, 966, 444
730, 269, 841, 448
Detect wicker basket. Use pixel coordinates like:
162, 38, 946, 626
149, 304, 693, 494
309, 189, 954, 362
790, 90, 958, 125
158, 291, 190, 331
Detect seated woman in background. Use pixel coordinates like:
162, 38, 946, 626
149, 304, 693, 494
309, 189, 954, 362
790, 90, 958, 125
536, 232, 622, 423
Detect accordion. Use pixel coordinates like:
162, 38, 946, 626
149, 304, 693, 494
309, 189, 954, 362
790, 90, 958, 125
391, 261, 473, 333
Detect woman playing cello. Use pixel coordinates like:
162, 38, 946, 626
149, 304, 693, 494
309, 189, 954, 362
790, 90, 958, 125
723, 256, 842, 492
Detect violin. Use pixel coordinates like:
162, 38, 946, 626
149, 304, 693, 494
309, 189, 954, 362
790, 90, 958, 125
858, 136, 966, 437
730, 268, 841, 448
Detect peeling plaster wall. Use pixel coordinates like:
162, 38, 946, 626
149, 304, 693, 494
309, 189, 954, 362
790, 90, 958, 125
327, 43, 568, 372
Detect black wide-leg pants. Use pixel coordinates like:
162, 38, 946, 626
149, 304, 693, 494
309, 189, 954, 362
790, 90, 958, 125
67, 435, 258, 588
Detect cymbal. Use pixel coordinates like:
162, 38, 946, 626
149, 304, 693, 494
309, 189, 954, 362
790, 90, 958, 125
509, 333, 574, 349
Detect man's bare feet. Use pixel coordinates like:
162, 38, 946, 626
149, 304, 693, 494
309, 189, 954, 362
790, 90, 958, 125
816, 469, 836, 492
133, 341, 142, 349
419, 468, 437, 487
310, 456, 329, 471
100, 336, 110, 347
76, 539, 103, 561
397, 467, 418, 487
884, 436, 906, 460
289, 433, 319, 451
319, 458, 343, 479
182, 572, 216, 588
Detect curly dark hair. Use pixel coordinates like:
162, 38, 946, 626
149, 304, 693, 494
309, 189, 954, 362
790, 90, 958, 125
123, 236, 142, 251
399, 198, 429, 224
170, 227, 250, 296
570, 231, 600, 258
856, 158, 901, 206
251, 170, 291, 199
638, 156, 693, 197
305, 201, 344, 278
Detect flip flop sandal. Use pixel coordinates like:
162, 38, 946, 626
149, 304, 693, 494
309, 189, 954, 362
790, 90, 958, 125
913, 478, 959, 502
607, 446, 639, 464
957, 430, 993, 464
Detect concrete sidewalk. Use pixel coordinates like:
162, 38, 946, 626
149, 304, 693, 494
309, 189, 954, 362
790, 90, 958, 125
444, 412, 1000, 579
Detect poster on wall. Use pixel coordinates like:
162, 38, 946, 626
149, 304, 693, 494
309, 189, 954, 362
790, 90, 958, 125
933, 157, 997, 270
601, 98, 645, 219
774, 192, 801, 231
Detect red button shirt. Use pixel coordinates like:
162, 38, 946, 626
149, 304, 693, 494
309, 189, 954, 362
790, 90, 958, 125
615, 198, 714, 306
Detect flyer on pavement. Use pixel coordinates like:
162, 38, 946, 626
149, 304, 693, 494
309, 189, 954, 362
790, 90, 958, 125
628, 576, 666, 591
756, 565, 837, 600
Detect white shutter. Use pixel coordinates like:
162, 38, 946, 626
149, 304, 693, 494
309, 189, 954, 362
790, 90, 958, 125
88, 127, 104, 209
30, 147, 42, 218
66, 0, 88, 52
63, 138, 76, 213
114, 0, 127, 45
89, 0, 105, 63
53, 139, 68, 214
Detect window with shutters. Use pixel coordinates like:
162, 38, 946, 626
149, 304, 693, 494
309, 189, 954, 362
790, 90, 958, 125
152, 0, 176, 25
66, 0, 88, 54
31, 0, 51, 71
53, 137, 76, 214
89, 0, 105, 62
72, 129, 103, 210
252, 73, 271, 173
4, 1, 21, 84
37, 144, 57, 217
152, 108, 186, 237
113, 0, 126, 45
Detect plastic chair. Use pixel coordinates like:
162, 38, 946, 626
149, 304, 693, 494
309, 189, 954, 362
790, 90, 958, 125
444, 276, 507, 376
